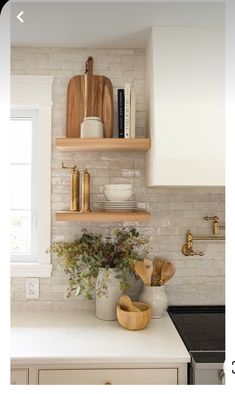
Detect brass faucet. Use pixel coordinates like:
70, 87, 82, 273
182, 232, 204, 257
182, 216, 225, 256
62, 162, 80, 211
204, 216, 220, 236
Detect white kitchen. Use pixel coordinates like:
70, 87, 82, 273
1, 0, 233, 389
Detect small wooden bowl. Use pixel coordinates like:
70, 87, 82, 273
116, 301, 152, 331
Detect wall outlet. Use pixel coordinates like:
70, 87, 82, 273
26, 278, 40, 299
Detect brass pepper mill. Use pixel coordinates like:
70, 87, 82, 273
62, 162, 80, 211
81, 168, 91, 213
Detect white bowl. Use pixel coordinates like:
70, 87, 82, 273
104, 188, 133, 201
104, 184, 133, 190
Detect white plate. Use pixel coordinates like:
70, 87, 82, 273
99, 202, 137, 206
100, 203, 136, 206
101, 208, 137, 212
100, 200, 136, 204
99, 205, 137, 208
104, 184, 133, 189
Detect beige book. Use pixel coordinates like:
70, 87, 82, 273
130, 88, 136, 138
124, 83, 131, 138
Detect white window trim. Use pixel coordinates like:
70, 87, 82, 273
11, 109, 38, 263
11, 75, 53, 277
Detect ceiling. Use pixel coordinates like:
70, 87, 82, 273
11, 1, 225, 48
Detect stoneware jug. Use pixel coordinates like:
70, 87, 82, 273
139, 285, 168, 318
95, 268, 123, 320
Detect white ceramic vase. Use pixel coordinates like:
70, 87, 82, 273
139, 285, 168, 318
80, 116, 104, 138
95, 268, 123, 321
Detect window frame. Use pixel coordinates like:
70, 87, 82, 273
11, 75, 53, 277
10, 109, 38, 263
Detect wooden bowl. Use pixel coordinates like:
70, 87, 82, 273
116, 301, 152, 331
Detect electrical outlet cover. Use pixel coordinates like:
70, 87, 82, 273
26, 278, 40, 299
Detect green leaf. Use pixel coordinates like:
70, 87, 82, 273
75, 286, 82, 296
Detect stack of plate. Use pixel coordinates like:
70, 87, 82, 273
99, 201, 137, 212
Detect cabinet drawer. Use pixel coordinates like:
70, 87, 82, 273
11, 369, 28, 385
39, 368, 177, 385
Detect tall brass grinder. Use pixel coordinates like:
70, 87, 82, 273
62, 162, 80, 211
62, 163, 91, 212
81, 168, 91, 212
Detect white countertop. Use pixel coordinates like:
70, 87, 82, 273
11, 310, 190, 366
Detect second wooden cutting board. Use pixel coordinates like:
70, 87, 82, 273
66, 56, 114, 138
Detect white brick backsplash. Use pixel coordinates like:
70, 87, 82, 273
11, 46, 225, 309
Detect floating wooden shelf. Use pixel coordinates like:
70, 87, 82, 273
55, 138, 151, 152
55, 210, 151, 222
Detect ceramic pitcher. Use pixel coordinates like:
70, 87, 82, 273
139, 285, 168, 318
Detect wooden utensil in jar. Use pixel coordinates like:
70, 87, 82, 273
133, 260, 149, 285
151, 258, 165, 286
142, 258, 153, 286
158, 262, 175, 286
161, 265, 176, 285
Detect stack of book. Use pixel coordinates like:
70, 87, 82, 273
117, 83, 136, 138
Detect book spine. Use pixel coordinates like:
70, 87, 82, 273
117, 89, 125, 138
124, 83, 131, 138
130, 88, 136, 138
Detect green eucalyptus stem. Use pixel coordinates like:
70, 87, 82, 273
47, 227, 150, 300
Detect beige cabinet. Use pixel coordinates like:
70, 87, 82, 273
10, 362, 187, 384
38, 368, 177, 385
11, 369, 28, 385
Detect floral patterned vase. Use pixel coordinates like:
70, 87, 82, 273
95, 268, 123, 320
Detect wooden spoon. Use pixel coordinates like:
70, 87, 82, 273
152, 258, 165, 286
143, 258, 153, 286
158, 262, 175, 286
161, 265, 176, 285
119, 295, 141, 312
133, 260, 149, 285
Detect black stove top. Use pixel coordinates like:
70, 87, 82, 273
191, 351, 225, 364
168, 306, 225, 364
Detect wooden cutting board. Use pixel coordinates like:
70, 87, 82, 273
66, 56, 113, 138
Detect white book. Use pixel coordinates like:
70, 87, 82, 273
124, 83, 131, 138
130, 88, 136, 138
